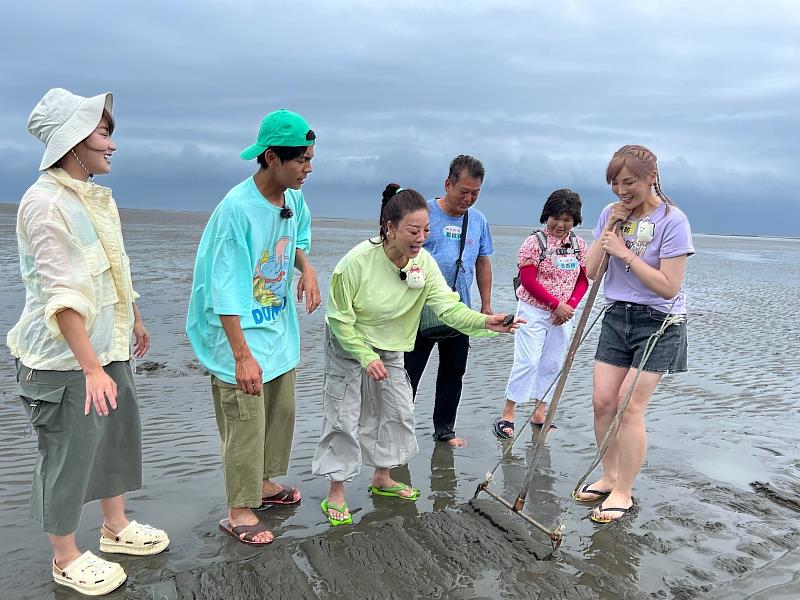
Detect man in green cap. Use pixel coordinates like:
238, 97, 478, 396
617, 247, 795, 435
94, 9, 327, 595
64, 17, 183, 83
187, 109, 320, 545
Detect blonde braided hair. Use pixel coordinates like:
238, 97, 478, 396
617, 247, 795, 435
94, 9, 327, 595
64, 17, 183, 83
606, 145, 673, 212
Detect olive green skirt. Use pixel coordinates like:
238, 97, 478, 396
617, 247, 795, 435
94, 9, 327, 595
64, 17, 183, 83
16, 360, 142, 536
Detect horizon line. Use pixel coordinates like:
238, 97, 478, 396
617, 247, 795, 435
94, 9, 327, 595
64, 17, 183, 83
0, 202, 796, 241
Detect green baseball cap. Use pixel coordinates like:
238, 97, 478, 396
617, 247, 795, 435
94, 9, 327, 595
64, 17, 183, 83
240, 109, 315, 160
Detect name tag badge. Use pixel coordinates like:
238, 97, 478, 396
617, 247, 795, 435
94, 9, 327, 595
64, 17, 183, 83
555, 255, 579, 271
621, 220, 637, 236
443, 225, 462, 240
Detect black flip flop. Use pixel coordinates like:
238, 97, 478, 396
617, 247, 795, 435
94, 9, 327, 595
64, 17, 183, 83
590, 501, 635, 524
493, 419, 514, 439
574, 484, 611, 503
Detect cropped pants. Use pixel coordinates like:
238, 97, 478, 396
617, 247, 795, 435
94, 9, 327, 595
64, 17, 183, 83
211, 369, 296, 508
312, 326, 418, 482
504, 301, 572, 403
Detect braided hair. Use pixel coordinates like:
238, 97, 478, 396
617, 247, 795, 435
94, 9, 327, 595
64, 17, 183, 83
606, 145, 673, 212
372, 183, 428, 244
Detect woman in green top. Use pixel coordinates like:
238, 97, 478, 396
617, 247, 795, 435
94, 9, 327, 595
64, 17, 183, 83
312, 183, 522, 526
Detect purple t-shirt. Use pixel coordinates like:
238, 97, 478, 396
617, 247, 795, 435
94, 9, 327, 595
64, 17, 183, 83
592, 202, 694, 314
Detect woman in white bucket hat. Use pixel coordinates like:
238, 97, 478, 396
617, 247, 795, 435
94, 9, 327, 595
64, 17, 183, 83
7, 88, 169, 596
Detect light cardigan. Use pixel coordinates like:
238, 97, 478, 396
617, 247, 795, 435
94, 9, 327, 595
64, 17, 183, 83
7, 168, 139, 370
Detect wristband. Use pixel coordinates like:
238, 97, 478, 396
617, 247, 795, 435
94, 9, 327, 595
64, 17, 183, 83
624, 254, 636, 272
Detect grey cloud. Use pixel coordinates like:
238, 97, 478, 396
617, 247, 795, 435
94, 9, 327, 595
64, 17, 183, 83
0, 0, 797, 235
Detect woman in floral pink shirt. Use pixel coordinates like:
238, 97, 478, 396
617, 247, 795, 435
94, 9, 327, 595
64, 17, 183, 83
494, 189, 588, 439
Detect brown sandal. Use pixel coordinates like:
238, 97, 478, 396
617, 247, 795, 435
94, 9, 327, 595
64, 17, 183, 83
259, 484, 301, 507
218, 519, 273, 546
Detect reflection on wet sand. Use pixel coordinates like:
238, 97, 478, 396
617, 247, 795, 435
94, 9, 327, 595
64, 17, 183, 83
430, 442, 457, 512
1, 205, 799, 598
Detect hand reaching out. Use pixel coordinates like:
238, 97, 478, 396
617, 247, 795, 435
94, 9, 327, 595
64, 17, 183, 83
485, 314, 527, 333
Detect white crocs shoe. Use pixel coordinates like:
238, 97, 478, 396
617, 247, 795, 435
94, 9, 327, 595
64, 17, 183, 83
52, 551, 126, 596
99, 520, 170, 556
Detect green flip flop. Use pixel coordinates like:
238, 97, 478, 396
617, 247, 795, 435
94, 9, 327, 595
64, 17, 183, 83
368, 483, 421, 501
320, 498, 352, 526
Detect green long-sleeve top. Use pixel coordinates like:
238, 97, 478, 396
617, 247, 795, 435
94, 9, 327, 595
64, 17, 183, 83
326, 239, 495, 368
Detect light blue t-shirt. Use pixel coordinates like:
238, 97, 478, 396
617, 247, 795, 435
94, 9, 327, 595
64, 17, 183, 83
424, 199, 494, 308
186, 177, 311, 384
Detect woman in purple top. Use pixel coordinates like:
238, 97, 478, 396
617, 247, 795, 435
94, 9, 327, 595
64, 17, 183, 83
579, 145, 694, 523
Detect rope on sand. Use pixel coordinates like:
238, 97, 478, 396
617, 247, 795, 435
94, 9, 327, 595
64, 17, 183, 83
475, 234, 683, 550
475, 249, 614, 549
554, 303, 681, 537
484, 305, 607, 483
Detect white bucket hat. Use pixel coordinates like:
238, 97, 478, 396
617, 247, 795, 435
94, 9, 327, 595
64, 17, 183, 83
27, 88, 114, 171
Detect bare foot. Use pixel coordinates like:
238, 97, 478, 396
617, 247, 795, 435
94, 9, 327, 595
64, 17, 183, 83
326, 486, 350, 521
530, 401, 547, 425
102, 518, 130, 536
324, 498, 350, 521
228, 507, 273, 544
53, 550, 83, 570
262, 479, 283, 497
447, 437, 468, 448
497, 400, 516, 437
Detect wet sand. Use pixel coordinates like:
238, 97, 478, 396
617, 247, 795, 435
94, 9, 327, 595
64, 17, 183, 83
0, 203, 798, 599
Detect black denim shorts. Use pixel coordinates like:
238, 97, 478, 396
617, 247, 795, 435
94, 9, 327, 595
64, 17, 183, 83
595, 302, 688, 374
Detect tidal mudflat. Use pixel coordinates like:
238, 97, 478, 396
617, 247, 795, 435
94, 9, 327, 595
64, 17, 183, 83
0, 204, 797, 599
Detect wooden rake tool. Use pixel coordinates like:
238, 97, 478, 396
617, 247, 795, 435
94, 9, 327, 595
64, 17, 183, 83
474, 245, 615, 551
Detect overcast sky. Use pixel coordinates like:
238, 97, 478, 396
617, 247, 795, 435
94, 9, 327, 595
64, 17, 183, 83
1, 1, 798, 235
